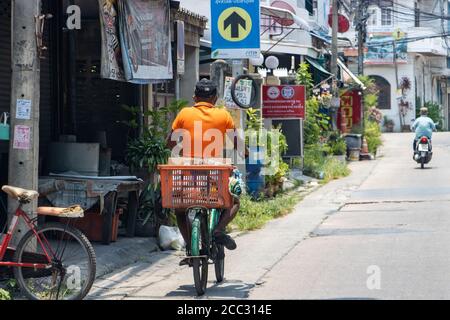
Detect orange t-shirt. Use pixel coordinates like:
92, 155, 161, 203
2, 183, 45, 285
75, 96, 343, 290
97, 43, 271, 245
172, 102, 235, 158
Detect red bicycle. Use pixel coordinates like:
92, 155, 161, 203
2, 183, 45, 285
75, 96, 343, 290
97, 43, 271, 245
0, 185, 96, 300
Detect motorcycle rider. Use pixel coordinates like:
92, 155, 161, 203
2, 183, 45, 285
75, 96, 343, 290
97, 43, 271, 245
411, 107, 436, 159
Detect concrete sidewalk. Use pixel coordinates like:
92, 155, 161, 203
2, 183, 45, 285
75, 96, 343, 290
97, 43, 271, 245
93, 237, 160, 279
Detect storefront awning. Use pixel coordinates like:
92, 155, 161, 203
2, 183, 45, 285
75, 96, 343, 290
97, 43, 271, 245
305, 56, 332, 76
310, 31, 331, 44
337, 58, 366, 90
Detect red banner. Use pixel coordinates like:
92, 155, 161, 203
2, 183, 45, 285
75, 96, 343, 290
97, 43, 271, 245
262, 85, 306, 119
338, 90, 362, 133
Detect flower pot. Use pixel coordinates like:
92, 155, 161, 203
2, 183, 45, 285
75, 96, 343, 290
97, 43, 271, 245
344, 134, 362, 150
348, 148, 360, 161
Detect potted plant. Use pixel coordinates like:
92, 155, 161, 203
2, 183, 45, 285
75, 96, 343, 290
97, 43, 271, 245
124, 100, 187, 236
383, 115, 395, 132
134, 183, 171, 237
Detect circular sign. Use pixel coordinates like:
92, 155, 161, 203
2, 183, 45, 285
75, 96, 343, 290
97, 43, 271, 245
218, 7, 252, 42
267, 86, 280, 99
270, 1, 295, 26
281, 86, 295, 99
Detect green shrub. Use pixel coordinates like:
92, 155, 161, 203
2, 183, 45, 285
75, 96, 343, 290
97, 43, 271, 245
417, 101, 443, 130
365, 120, 382, 154
327, 132, 347, 156
232, 193, 301, 231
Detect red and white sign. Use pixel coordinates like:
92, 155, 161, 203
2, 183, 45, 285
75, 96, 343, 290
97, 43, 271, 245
262, 85, 306, 119
13, 125, 31, 150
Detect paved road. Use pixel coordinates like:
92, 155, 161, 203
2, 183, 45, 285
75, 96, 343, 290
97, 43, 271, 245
250, 132, 450, 299
90, 132, 450, 300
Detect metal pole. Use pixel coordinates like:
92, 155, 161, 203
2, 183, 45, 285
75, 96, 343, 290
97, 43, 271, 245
8, 0, 41, 245
357, 0, 367, 132
231, 60, 246, 181
330, 0, 339, 131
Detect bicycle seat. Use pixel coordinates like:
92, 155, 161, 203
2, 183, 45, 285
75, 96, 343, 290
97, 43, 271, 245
2, 185, 39, 202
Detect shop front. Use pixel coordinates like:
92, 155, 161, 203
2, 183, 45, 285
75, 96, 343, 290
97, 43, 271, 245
1, 0, 206, 244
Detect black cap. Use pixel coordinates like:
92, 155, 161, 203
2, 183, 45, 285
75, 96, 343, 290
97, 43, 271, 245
194, 78, 218, 99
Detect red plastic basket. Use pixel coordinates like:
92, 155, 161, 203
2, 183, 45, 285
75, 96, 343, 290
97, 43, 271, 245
158, 165, 234, 209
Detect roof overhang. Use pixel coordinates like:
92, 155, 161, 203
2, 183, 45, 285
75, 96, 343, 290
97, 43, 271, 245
337, 58, 366, 90
260, 5, 311, 32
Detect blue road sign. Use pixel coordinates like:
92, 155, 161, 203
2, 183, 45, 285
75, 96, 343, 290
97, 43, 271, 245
211, 0, 260, 59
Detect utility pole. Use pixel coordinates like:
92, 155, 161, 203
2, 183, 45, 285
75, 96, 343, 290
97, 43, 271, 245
330, 0, 339, 131
356, 0, 368, 132
8, 0, 41, 245
356, 0, 367, 76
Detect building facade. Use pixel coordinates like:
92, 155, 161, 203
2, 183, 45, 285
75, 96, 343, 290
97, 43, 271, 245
343, 0, 450, 132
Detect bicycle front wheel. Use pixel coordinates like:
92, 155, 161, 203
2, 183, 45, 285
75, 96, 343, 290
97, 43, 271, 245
191, 212, 209, 296
13, 222, 96, 300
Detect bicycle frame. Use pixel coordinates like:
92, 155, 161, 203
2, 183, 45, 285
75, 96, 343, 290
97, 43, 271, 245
0, 205, 53, 269
186, 207, 222, 257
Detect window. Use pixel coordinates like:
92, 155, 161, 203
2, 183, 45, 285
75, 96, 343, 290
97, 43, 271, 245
305, 0, 314, 15
415, 2, 420, 27
381, 7, 392, 26
370, 76, 391, 110
367, 8, 378, 26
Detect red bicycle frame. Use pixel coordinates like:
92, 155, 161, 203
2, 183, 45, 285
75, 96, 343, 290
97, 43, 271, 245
0, 205, 54, 269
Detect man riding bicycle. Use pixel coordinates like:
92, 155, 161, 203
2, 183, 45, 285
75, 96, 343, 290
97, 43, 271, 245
170, 79, 243, 266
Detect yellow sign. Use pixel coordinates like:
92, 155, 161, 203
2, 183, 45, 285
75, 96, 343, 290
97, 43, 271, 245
392, 28, 405, 40
218, 7, 252, 42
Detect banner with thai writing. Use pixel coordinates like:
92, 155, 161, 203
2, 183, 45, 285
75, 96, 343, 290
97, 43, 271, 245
118, 0, 173, 83
98, 0, 126, 81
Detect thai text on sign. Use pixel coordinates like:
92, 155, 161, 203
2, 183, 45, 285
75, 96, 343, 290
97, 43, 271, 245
262, 85, 306, 119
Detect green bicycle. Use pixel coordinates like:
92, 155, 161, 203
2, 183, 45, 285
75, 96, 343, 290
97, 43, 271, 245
159, 163, 237, 296
188, 207, 225, 295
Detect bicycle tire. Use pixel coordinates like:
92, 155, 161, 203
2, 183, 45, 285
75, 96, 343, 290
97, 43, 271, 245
13, 222, 96, 300
191, 212, 208, 296
214, 244, 225, 283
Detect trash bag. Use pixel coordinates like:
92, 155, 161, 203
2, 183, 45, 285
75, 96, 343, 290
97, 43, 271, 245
158, 225, 185, 251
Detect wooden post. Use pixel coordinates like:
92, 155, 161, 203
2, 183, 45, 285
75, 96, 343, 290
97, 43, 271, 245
8, 0, 41, 245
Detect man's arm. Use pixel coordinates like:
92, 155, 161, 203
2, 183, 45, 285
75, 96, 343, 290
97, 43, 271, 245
167, 109, 185, 149
411, 118, 419, 131
430, 119, 437, 131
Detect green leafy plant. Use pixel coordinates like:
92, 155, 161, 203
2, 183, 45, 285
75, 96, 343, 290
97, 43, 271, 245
330, 138, 347, 156
123, 100, 187, 233
304, 97, 330, 146
417, 101, 443, 130
245, 108, 290, 196
364, 119, 382, 154
124, 99, 188, 179
136, 182, 170, 232
296, 62, 314, 96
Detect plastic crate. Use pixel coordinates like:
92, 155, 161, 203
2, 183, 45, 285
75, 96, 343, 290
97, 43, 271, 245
158, 165, 234, 209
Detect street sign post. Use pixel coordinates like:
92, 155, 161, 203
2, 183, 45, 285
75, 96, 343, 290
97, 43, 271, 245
211, 0, 260, 59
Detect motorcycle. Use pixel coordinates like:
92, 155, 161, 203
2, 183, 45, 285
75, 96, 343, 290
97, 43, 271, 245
414, 136, 432, 169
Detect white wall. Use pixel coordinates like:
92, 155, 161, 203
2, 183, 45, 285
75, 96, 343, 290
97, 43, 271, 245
364, 56, 416, 132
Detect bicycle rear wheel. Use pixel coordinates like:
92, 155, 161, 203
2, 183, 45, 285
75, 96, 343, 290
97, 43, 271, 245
191, 211, 208, 296
13, 222, 96, 300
